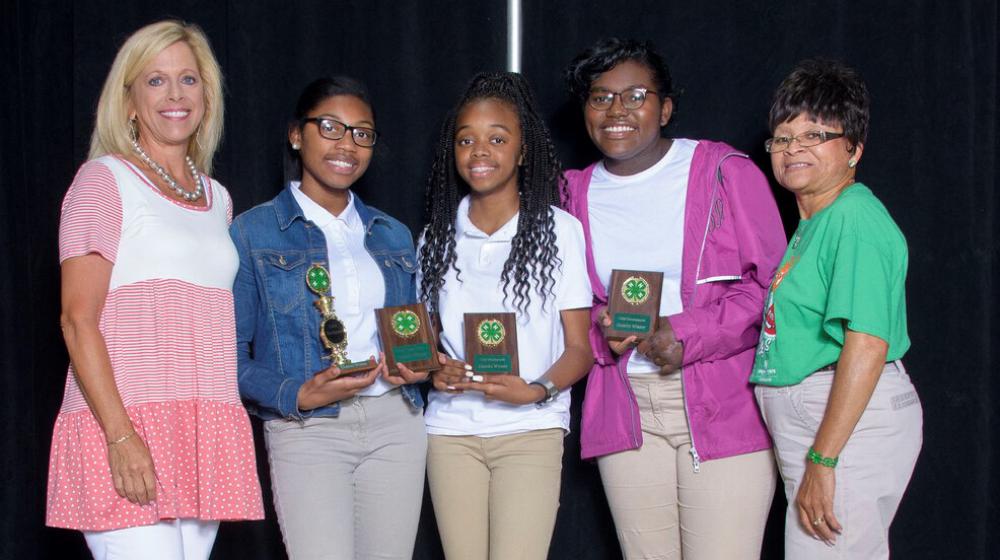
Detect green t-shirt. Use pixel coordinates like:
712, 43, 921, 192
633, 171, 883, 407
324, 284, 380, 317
750, 183, 910, 386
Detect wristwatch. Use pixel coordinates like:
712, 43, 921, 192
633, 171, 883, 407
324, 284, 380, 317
530, 378, 560, 406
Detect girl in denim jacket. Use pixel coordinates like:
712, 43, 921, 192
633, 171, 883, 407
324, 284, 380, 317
230, 77, 427, 560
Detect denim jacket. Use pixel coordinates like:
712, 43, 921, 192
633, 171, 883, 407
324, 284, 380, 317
230, 185, 423, 420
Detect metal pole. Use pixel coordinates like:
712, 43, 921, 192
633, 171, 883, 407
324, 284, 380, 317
507, 0, 521, 72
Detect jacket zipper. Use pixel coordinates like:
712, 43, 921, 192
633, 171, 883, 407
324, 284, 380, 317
679, 151, 745, 473
679, 365, 701, 473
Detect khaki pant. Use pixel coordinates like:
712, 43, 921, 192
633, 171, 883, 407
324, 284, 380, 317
427, 428, 564, 560
598, 374, 777, 560
263, 390, 427, 560
755, 361, 922, 559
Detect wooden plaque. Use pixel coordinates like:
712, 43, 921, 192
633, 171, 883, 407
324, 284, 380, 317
463, 312, 519, 376
606, 270, 663, 342
376, 303, 440, 376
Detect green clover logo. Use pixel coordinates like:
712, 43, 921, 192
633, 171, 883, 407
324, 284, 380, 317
622, 276, 650, 305
306, 265, 331, 294
391, 310, 420, 338
477, 319, 505, 347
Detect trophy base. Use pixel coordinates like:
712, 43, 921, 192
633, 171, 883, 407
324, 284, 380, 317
335, 358, 378, 376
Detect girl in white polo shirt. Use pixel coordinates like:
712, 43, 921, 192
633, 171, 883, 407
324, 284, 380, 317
414, 72, 594, 559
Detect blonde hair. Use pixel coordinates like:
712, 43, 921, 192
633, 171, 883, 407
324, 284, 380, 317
88, 20, 224, 173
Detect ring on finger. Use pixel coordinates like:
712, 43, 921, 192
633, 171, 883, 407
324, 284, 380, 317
812, 517, 824, 526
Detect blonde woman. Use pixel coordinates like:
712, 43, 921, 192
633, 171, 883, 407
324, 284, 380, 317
47, 20, 262, 560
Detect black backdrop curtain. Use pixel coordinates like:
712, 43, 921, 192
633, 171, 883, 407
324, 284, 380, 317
1, 1, 996, 558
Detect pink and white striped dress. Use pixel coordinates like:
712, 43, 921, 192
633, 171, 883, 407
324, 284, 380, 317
46, 155, 264, 531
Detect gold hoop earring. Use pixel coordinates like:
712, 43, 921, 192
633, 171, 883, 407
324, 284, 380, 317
195, 126, 205, 151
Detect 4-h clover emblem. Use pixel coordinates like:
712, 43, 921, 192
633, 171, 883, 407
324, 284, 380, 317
477, 319, 506, 347
306, 265, 331, 295
391, 310, 421, 338
621, 276, 650, 305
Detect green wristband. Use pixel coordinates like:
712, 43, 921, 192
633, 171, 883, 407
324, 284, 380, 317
807, 447, 838, 468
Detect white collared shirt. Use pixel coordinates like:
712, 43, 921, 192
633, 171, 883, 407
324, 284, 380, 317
422, 196, 593, 437
291, 183, 391, 396
589, 138, 696, 375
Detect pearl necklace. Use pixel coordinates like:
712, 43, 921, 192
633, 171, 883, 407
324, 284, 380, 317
130, 138, 204, 201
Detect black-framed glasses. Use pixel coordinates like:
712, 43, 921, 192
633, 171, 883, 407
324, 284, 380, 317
587, 87, 658, 111
302, 117, 378, 147
764, 130, 844, 153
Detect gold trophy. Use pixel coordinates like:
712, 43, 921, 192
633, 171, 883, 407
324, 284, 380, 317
306, 264, 374, 373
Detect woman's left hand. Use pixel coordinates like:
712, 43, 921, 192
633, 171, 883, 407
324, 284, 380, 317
451, 374, 545, 406
796, 461, 842, 545
636, 319, 684, 374
382, 352, 430, 385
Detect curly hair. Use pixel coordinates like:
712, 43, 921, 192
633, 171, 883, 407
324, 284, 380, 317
419, 72, 564, 314
768, 59, 870, 149
564, 37, 677, 112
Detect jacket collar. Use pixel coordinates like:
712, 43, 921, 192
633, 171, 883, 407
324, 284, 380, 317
273, 183, 389, 233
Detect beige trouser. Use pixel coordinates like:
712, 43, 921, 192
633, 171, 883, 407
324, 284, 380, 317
427, 428, 564, 560
755, 362, 922, 559
263, 390, 427, 560
598, 374, 777, 560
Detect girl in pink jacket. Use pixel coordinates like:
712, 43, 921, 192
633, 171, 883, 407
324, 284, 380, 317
562, 38, 786, 559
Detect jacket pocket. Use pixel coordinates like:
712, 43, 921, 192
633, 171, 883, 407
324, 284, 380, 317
256, 250, 309, 314
378, 252, 417, 274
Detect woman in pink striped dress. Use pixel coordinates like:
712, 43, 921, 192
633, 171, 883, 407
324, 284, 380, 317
46, 20, 263, 560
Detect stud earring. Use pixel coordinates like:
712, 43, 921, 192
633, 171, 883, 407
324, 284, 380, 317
848, 159, 857, 168
292, 143, 300, 150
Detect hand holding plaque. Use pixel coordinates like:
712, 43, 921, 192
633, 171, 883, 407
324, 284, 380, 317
463, 312, 519, 376
376, 304, 440, 376
605, 270, 663, 342
306, 264, 376, 374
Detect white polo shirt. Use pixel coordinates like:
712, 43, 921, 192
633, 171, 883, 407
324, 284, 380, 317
588, 138, 696, 375
291, 183, 392, 397
422, 196, 593, 437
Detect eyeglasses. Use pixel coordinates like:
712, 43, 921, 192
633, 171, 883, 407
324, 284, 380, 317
301, 117, 378, 147
587, 87, 658, 111
764, 130, 844, 153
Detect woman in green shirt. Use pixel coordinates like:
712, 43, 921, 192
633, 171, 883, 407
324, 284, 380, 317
751, 59, 922, 559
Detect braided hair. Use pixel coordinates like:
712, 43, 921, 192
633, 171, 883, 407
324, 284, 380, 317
420, 72, 565, 314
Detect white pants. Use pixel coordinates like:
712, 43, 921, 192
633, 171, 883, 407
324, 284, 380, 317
83, 519, 219, 560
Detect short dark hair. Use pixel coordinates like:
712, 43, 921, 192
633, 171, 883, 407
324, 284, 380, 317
564, 38, 676, 108
291, 76, 375, 123
286, 76, 376, 179
769, 59, 870, 148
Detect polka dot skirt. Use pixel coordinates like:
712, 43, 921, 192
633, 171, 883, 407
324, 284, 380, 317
46, 400, 264, 531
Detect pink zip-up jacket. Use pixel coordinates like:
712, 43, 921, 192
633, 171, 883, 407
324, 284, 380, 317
563, 140, 786, 466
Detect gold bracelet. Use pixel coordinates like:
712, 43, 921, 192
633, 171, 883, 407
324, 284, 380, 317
107, 430, 136, 446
